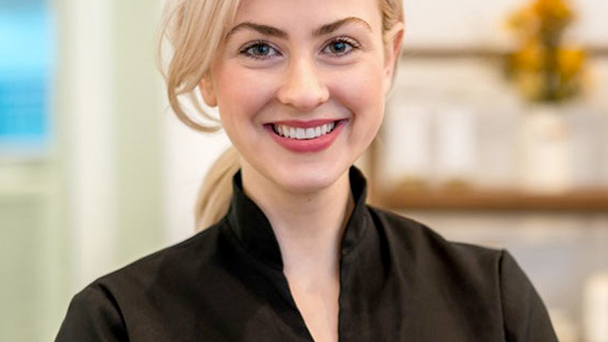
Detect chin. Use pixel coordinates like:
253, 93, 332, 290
270, 162, 351, 195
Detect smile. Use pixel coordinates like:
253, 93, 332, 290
265, 119, 347, 153
272, 122, 336, 140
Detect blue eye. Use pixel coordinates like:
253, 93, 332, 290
323, 37, 358, 56
241, 41, 279, 59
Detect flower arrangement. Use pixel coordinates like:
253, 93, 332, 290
505, 0, 586, 102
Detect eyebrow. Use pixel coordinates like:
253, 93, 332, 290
313, 17, 372, 37
227, 22, 288, 39
226, 17, 372, 40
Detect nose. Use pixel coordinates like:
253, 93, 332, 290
276, 58, 329, 111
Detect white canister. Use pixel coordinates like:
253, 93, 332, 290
383, 102, 433, 187
434, 108, 478, 186
583, 272, 608, 342
519, 105, 572, 193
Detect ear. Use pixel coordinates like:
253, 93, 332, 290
383, 22, 405, 94
199, 75, 218, 107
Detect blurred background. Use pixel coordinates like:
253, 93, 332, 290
0, 0, 606, 341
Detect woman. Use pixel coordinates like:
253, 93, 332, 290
56, 0, 558, 341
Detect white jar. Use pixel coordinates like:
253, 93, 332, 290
583, 272, 608, 342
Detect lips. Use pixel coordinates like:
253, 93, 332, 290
265, 119, 347, 153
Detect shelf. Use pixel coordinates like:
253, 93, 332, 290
376, 187, 608, 212
400, 45, 608, 59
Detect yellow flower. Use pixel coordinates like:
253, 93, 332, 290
533, 0, 574, 27
516, 71, 544, 100
504, 0, 585, 102
511, 40, 545, 72
506, 5, 539, 37
557, 48, 585, 80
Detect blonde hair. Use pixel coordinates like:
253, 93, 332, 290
159, 0, 404, 231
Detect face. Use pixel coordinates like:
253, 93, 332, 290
201, 0, 402, 194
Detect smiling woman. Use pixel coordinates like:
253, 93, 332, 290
55, 0, 558, 341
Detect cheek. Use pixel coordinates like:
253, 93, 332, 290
215, 67, 277, 123
330, 63, 386, 125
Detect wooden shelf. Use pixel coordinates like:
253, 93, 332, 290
376, 188, 608, 212
400, 46, 608, 59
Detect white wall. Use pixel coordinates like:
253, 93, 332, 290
163, 107, 231, 243
403, 0, 608, 48
62, 0, 118, 292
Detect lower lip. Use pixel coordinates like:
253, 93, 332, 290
266, 120, 346, 153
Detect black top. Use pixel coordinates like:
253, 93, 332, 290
56, 168, 558, 342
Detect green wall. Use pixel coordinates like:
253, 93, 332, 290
0, 0, 165, 340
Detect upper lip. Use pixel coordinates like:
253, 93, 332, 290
266, 119, 344, 128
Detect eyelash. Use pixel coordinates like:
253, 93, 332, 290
239, 40, 280, 60
322, 36, 360, 56
239, 36, 361, 60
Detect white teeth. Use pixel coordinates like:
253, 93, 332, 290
321, 124, 328, 134
273, 121, 338, 140
305, 128, 315, 139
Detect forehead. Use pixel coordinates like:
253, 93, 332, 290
233, 0, 382, 33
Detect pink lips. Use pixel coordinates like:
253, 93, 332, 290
265, 119, 346, 153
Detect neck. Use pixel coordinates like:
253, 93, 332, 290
240, 163, 354, 277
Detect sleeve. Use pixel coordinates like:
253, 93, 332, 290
499, 250, 558, 342
55, 284, 129, 342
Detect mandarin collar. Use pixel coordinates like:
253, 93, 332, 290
226, 167, 371, 271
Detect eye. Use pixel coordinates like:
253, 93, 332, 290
322, 37, 359, 56
240, 41, 280, 59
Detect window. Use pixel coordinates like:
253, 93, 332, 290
0, 0, 55, 155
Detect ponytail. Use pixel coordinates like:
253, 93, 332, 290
194, 147, 240, 232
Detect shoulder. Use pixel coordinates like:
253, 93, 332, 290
71, 221, 227, 312
95, 222, 225, 292
367, 207, 558, 335
367, 206, 558, 340
365, 205, 511, 294
57, 223, 227, 340
367, 205, 502, 270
